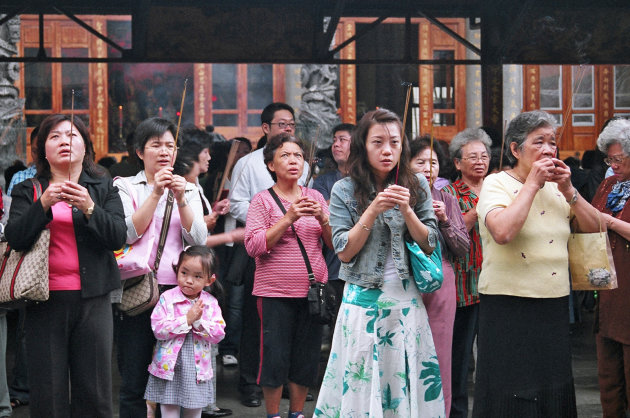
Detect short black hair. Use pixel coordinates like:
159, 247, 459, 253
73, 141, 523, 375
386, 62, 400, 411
261, 102, 294, 125
173, 126, 211, 176
133, 117, 177, 153
263, 133, 304, 182
332, 123, 355, 136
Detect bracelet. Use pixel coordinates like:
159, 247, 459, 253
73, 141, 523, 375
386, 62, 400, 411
177, 198, 188, 208
567, 189, 578, 206
319, 219, 330, 227
357, 221, 371, 231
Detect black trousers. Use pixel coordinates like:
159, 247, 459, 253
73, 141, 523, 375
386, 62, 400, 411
450, 303, 479, 418
238, 255, 262, 396
114, 307, 155, 418
26, 291, 113, 418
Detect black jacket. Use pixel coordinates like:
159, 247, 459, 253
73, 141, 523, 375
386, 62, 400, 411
6, 172, 127, 298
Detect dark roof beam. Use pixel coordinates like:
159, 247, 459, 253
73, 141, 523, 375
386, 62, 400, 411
52, 5, 125, 53
0, 6, 26, 27
416, 8, 481, 57
318, 0, 346, 59
327, 15, 387, 58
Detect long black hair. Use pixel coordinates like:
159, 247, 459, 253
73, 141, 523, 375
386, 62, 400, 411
348, 108, 422, 213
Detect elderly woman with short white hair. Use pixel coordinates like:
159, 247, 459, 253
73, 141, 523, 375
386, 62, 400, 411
442, 127, 492, 418
473, 110, 601, 417
591, 118, 630, 417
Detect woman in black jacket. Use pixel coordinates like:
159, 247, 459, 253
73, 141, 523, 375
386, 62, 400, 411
6, 114, 126, 418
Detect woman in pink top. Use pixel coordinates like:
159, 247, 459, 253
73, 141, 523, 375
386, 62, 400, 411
244, 133, 332, 418
113, 117, 207, 417
5, 114, 127, 417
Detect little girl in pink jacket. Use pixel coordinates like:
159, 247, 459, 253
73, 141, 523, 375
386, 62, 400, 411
144, 246, 226, 418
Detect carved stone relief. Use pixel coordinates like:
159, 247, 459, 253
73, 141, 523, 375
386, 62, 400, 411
0, 15, 26, 189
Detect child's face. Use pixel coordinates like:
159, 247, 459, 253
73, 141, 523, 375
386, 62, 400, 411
177, 256, 214, 299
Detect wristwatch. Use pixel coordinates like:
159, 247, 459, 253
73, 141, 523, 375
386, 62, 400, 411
86, 204, 95, 216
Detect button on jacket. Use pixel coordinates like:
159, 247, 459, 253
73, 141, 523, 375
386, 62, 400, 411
329, 173, 438, 288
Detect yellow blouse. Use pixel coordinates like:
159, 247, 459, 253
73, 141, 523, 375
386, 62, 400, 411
477, 171, 571, 298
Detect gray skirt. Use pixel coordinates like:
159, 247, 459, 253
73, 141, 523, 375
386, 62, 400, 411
145, 332, 213, 409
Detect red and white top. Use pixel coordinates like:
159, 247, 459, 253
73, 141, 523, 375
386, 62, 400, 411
244, 187, 329, 298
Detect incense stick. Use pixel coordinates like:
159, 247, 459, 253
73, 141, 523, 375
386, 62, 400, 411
396, 82, 413, 184
171, 79, 188, 166
304, 125, 320, 186
68, 89, 75, 181
429, 124, 434, 188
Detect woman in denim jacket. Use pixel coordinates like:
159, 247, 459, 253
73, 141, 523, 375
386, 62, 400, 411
315, 109, 444, 417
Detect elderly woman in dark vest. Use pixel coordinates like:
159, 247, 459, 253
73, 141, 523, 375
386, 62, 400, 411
591, 118, 630, 418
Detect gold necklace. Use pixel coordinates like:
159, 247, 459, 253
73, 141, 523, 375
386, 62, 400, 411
274, 185, 301, 201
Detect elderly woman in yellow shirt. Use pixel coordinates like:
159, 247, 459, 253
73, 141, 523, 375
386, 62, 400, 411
472, 110, 601, 418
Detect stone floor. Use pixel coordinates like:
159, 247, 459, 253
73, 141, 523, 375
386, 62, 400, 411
6, 308, 603, 417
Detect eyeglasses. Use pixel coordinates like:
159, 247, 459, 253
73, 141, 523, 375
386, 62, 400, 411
269, 122, 296, 130
460, 154, 490, 163
604, 154, 627, 166
146, 141, 177, 152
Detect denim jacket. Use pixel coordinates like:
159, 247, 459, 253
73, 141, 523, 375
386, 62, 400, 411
329, 174, 438, 288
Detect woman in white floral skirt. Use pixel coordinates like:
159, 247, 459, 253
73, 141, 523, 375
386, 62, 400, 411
315, 109, 444, 417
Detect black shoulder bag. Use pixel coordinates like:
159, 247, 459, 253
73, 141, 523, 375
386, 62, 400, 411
267, 187, 335, 325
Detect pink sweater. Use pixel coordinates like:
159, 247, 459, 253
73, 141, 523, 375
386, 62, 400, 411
244, 187, 328, 298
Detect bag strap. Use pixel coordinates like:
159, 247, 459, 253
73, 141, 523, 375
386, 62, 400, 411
153, 190, 175, 271
114, 176, 174, 272
114, 176, 139, 211
30, 178, 42, 200
267, 187, 315, 284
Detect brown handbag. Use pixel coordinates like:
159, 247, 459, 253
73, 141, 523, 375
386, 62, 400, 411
117, 191, 175, 316
0, 179, 50, 305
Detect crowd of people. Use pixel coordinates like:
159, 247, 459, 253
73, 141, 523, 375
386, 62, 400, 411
0, 102, 629, 418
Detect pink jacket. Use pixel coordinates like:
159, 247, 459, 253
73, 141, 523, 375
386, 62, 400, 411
148, 287, 225, 382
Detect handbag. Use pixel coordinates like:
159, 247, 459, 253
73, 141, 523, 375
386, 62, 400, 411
406, 237, 443, 293
0, 179, 50, 305
268, 187, 335, 325
114, 177, 155, 280
117, 190, 175, 316
569, 211, 618, 291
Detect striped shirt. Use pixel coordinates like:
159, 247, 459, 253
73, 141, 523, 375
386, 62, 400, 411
244, 187, 329, 298
442, 179, 482, 307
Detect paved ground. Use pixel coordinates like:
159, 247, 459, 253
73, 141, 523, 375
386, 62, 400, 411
6, 309, 603, 417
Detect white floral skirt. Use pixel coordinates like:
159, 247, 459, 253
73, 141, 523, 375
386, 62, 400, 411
315, 256, 445, 418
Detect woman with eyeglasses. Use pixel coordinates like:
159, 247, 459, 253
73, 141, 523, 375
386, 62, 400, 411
473, 110, 600, 417
113, 117, 207, 417
441, 127, 492, 418
591, 118, 630, 417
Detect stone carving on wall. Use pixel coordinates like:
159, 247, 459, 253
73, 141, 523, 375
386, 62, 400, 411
0, 14, 25, 188
297, 64, 340, 150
